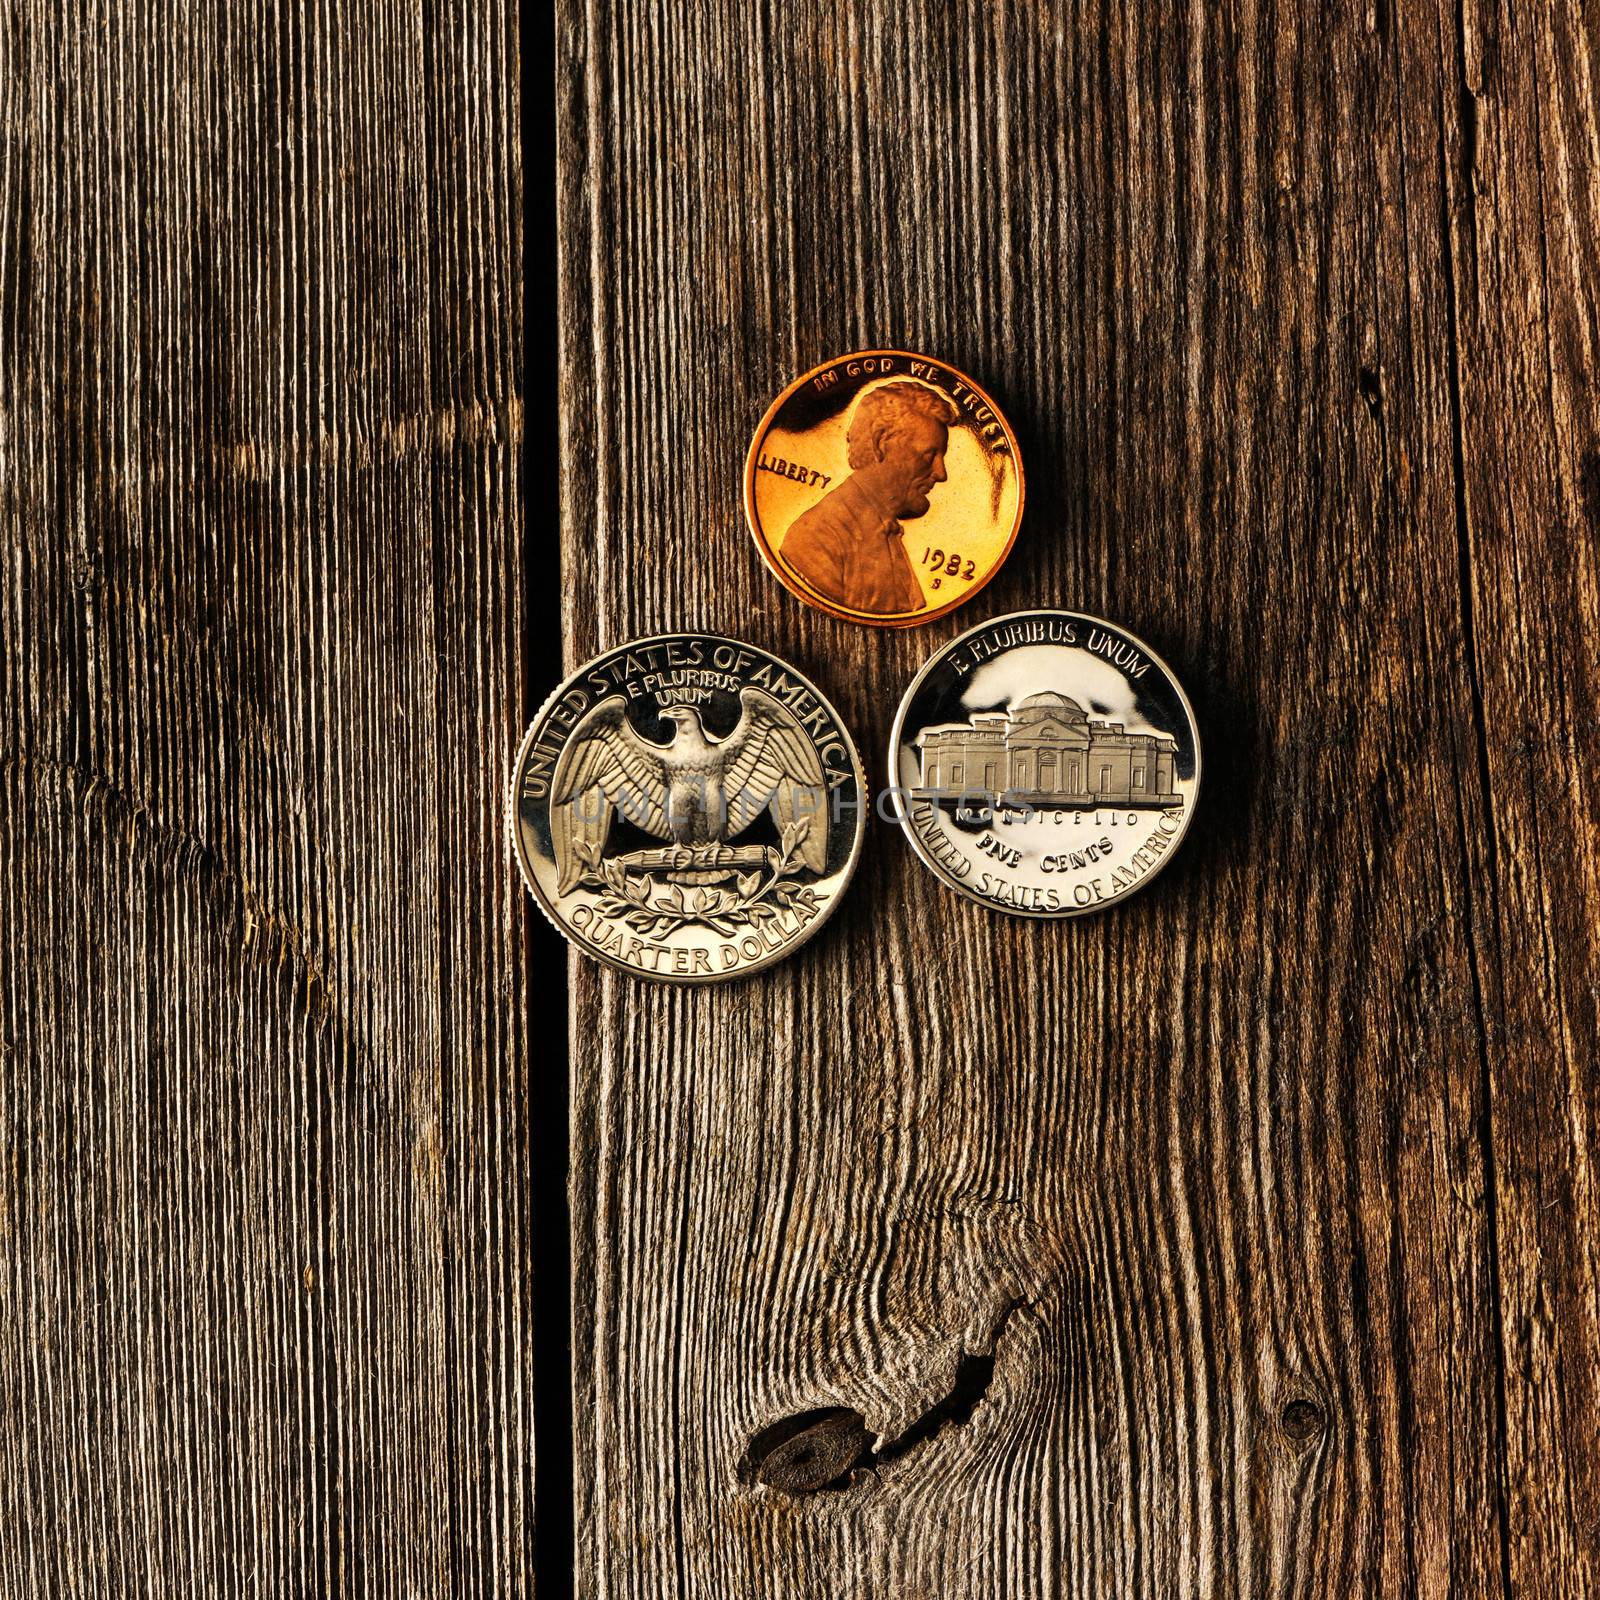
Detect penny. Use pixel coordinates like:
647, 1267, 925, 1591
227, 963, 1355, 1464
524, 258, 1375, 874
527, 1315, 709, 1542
743, 349, 1024, 627
509, 634, 866, 981
887, 610, 1201, 917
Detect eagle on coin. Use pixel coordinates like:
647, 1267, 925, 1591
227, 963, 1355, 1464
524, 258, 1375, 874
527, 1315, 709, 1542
550, 689, 829, 892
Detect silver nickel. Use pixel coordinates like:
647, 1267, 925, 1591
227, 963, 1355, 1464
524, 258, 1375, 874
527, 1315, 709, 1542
888, 609, 1201, 916
510, 633, 866, 981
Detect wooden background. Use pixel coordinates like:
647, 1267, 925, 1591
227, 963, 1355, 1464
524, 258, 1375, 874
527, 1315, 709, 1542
6, 0, 1600, 1595
1, 1, 529, 1595
557, 2, 1600, 1597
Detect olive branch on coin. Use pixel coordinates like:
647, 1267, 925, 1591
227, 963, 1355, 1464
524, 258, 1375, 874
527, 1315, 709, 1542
572, 820, 820, 940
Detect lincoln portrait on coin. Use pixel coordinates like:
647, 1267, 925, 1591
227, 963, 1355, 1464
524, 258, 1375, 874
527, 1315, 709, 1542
779, 382, 959, 615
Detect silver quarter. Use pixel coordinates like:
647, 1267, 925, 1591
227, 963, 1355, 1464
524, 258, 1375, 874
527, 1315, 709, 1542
510, 633, 866, 981
888, 609, 1201, 916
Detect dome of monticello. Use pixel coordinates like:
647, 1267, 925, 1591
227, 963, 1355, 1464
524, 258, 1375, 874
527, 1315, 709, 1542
916, 691, 1180, 806
1010, 691, 1086, 717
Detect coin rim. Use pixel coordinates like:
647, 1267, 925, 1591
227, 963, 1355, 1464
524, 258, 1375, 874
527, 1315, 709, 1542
508, 631, 869, 982
886, 607, 1203, 918
742, 348, 1027, 629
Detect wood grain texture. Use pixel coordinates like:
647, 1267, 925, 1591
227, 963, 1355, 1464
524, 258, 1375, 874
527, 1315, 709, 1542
557, 2, 1599, 1595
1, 2, 527, 1594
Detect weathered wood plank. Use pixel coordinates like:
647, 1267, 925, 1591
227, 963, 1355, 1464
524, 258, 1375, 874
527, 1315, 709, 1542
557, 2, 1598, 1594
1439, 2, 1600, 1588
1, 2, 528, 1594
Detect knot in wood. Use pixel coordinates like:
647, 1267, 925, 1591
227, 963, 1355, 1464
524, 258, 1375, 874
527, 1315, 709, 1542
1279, 1397, 1327, 1446
742, 1409, 872, 1495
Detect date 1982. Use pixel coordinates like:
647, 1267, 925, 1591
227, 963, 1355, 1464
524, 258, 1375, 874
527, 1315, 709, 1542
920, 547, 977, 589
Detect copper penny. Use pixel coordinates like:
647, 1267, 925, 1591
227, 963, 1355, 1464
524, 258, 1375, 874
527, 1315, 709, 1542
744, 349, 1024, 627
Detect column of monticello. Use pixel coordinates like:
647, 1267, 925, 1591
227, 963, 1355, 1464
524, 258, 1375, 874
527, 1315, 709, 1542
917, 692, 1181, 804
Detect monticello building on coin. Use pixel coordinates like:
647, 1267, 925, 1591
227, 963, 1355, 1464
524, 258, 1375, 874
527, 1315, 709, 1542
916, 692, 1180, 805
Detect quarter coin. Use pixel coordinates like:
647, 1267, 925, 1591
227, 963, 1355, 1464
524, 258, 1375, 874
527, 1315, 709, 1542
888, 610, 1201, 916
510, 634, 866, 981
743, 349, 1024, 627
